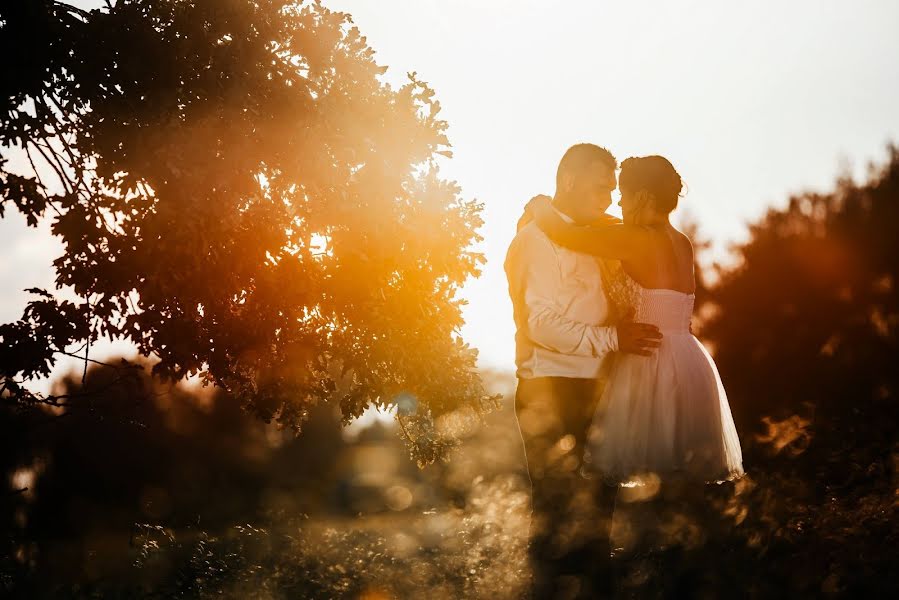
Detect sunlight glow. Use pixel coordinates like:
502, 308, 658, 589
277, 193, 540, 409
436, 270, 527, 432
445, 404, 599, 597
342, 403, 398, 441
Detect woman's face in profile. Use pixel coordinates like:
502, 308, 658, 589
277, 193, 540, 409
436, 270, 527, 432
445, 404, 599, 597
618, 188, 652, 224
618, 188, 637, 223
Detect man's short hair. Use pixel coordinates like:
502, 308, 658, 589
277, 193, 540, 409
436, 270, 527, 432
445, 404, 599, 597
556, 143, 618, 191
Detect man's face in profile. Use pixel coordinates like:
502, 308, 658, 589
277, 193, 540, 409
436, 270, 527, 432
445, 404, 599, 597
568, 161, 617, 223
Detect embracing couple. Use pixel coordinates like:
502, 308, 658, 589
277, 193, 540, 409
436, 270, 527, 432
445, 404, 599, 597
505, 144, 745, 599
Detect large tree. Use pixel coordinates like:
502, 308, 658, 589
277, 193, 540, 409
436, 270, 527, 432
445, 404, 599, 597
0, 0, 498, 465
700, 145, 899, 451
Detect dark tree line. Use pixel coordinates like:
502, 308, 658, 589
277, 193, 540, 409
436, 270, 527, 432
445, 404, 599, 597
692, 146, 899, 597
702, 145, 899, 457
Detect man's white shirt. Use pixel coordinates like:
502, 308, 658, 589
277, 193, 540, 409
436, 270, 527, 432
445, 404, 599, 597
504, 209, 618, 379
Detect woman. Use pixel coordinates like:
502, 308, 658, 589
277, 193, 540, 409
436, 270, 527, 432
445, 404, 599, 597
529, 155, 744, 493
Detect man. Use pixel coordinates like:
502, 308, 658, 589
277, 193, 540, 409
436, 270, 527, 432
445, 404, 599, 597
505, 143, 662, 599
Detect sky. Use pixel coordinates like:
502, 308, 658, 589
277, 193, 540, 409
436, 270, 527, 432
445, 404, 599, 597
3, 0, 899, 394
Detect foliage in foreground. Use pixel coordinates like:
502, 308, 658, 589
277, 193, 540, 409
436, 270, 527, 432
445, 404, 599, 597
1, 360, 896, 598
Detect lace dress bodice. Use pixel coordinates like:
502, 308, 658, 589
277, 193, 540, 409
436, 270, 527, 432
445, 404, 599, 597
603, 262, 694, 334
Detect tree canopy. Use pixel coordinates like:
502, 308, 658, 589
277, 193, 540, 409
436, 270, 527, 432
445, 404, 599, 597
701, 145, 899, 445
0, 0, 499, 465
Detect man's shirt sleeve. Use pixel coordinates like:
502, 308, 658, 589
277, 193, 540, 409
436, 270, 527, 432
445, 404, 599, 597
505, 231, 618, 357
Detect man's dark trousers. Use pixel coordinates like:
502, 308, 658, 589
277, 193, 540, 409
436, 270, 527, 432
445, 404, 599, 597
514, 376, 613, 599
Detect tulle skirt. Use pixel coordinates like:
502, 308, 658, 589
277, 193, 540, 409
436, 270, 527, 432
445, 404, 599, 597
588, 332, 745, 486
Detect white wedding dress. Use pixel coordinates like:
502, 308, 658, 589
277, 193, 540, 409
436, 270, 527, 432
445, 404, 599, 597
588, 268, 745, 486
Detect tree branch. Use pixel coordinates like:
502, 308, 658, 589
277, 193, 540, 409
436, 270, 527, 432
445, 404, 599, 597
57, 349, 133, 371
82, 299, 93, 385
28, 138, 73, 197
23, 145, 63, 218
50, 1, 92, 21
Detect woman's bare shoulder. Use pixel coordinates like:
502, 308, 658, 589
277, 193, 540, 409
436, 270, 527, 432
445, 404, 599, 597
671, 226, 695, 253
